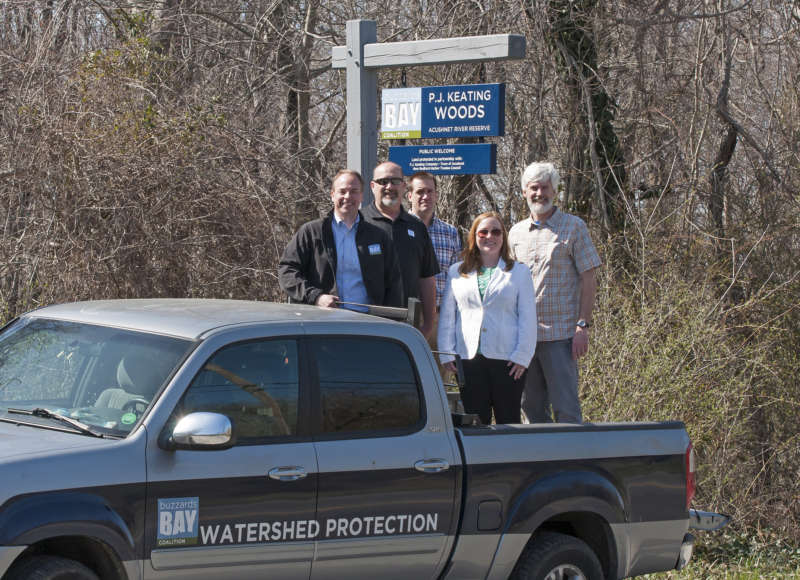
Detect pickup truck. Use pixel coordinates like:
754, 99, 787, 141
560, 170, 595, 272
0, 299, 725, 580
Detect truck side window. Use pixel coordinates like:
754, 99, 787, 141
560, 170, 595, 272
312, 337, 422, 434
180, 339, 299, 442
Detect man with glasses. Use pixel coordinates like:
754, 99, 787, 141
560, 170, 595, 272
278, 169, 403, 310
362, 162, 439, 339
509, 162, 601, 424
407, 172, 462, 310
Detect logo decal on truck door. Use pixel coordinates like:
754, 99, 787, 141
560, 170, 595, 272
157, 497, 199, 546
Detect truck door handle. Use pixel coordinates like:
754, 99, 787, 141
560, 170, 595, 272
268, 466, 307, 481
414, 459, 450, 473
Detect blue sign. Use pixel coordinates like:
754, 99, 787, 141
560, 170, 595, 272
389, 144, 497, 175
421, 83, 504, 138
381, 83, 504, 139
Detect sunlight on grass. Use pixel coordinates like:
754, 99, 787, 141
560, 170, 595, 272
644, 530, 800, 579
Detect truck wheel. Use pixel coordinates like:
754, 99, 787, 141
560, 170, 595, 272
6, 555, 100, 580
511, 531, 603, 580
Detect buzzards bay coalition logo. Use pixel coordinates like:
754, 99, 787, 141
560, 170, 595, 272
157, 497, 199, 546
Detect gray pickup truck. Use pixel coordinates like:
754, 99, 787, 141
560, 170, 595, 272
0, 299, 725, 580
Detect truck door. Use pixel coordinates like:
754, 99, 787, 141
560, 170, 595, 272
145, 337, 316, 580
308, 336, 458, 580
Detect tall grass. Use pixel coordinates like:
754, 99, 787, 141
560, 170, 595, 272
582, 237, 800, 542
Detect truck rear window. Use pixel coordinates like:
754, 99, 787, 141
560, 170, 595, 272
312, 337, 422, 435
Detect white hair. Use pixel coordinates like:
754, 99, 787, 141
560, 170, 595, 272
521, 162, 560, 191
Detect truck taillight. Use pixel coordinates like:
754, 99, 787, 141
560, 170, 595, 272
685, 443, 696, 511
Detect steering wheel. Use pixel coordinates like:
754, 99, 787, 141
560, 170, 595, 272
121, 397, 150, 414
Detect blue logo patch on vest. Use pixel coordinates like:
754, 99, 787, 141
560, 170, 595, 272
368, 244, 382, 255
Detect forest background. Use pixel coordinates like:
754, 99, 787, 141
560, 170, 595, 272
1, 0, 799, 575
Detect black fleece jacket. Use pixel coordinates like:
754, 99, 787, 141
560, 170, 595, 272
278, 211, 403, 307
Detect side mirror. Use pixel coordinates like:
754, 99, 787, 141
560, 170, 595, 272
162, 412, 234, 451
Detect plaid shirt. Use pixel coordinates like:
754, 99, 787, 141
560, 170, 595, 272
416, 214, 462, 307
509, 209, 601, 342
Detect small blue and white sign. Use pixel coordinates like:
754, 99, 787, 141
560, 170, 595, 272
389, 144, 497, 175
158, 497, 199, 547
381, 83, 505, 139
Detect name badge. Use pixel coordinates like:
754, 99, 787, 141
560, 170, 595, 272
368, 244, 382, 255
407, 229, 415, 238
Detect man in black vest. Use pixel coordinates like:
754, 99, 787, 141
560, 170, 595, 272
362, 162, 439, 337
278, 169, 403, 310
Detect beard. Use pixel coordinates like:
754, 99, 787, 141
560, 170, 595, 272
380, 194, 401, 209
527, 197, 553, 216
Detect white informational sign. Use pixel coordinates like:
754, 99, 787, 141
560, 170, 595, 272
381, 88, 422, 139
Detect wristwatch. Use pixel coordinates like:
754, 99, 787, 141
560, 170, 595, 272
576, 319, 591, 329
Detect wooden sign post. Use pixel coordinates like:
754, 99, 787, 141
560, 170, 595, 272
331, 20, 526, 205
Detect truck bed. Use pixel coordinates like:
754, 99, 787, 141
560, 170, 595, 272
444, 421, 690, 579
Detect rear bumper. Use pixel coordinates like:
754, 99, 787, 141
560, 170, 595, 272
676, 510, 730, 570
689, 509, 731, 532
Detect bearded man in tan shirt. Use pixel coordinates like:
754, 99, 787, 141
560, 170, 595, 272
508, 162, 602, 424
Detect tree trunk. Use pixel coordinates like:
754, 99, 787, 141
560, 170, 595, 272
152, 0, 182, 55
546, 0, 627, 229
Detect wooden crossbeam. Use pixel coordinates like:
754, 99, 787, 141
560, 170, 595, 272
332, 34, 526, 69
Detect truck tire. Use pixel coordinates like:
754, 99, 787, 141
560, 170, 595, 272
5, 555, 100, 580
511, 531, 603, 580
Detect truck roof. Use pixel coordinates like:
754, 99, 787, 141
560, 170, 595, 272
23, 299, 382, 340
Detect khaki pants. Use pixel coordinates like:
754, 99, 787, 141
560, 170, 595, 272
522, 339, 582, 424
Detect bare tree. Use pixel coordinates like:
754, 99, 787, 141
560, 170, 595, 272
1, 0, 799, 541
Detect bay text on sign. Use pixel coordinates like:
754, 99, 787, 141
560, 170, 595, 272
381, 83, 504, 139
381, 87, 422, 139
389, 144, 497, 175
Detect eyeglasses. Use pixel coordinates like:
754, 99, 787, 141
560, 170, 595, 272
373, 177, 405, 186
476, 228, 503, 238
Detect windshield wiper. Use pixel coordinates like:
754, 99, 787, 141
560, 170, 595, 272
6, 407, 105, 438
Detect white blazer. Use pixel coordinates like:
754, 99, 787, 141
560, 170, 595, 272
437, 258, 537, 367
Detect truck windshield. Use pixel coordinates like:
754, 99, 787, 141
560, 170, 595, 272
0, 317, 192, 437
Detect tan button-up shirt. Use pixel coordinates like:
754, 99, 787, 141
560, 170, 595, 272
509, 209, 601, 342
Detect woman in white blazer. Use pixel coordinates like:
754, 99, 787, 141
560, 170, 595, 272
438, 211, 537, 424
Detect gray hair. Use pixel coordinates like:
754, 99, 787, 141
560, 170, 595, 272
521, 162, 560, 191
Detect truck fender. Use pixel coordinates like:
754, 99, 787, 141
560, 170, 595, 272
0, 491, 136, 561
503, 470, 626, 535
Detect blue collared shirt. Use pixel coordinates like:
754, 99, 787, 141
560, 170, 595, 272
332, 214, 369, 312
